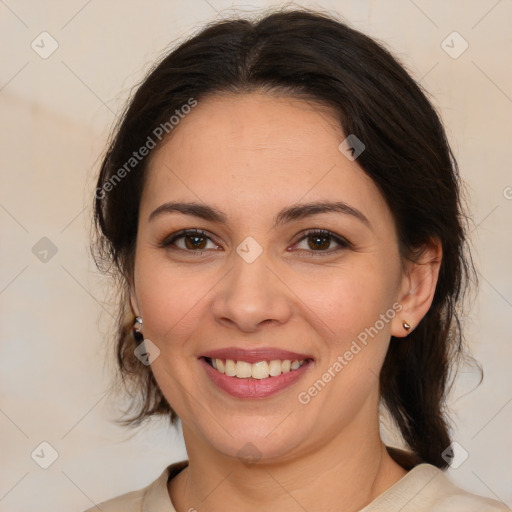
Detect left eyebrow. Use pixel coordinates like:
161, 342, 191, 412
148, 200, 372, 230
274, 200, 372, 230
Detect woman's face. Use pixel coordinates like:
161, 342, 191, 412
131, 92, 411, 462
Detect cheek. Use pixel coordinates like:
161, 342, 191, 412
295, 259, 398, 407
134, 253, 210, 350
134, 258, 207, 414
297, 259, 397, 344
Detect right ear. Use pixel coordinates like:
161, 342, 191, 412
128, 277, 140, 317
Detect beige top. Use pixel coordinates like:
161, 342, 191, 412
84, 459, 510, 512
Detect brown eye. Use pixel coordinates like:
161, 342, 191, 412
307, 233, 331, 250
159, 229, 219, 252
294, 229, 351, 254
183, 233, 207, 250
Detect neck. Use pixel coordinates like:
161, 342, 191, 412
168, 414, 408, 512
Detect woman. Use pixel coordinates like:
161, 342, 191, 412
88, 8, 509, 512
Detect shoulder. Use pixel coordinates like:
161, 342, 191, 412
82, 487, 145, 512
362, 463, 510, 511
400, 464, 510, 511
82, 460, 188, 512
427, 466, 510, 512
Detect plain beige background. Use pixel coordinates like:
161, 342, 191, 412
1, 1, 511, 511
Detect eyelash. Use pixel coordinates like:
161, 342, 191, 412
158, 228, 352, 257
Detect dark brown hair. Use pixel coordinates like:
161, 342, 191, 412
92, 8, 477, 469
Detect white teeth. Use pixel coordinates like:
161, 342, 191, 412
252, 361, 269, 379
235, 361, 252, 378
268, 360, 282, 377
209, 358, 306, 379
224, 359, 236, 377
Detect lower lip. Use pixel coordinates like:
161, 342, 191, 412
199, 358, 314, 399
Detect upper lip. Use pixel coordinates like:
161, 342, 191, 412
200, 347, 314, 364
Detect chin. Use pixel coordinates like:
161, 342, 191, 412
200, 423, 307, 466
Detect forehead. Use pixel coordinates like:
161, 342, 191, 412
141, 92, 390, 229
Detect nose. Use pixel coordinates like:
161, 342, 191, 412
210, 250, 293, 333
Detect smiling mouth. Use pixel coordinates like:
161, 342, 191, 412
202, 357, 313, 379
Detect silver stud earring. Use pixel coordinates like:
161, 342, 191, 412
402, 321, 411, 332
133, 316, 144, 343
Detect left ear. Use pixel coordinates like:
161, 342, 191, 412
391, 237, 442, 337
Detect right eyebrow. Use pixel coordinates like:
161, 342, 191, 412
149, 201, 227, 224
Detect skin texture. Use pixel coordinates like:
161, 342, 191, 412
130, 92, 442, 512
